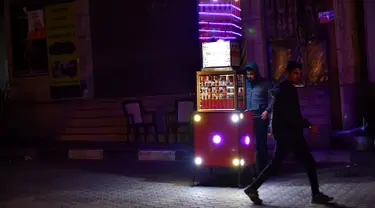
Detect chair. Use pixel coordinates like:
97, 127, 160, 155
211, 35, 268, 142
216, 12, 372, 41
166, 99, 195, 144
122, 100, 158, 143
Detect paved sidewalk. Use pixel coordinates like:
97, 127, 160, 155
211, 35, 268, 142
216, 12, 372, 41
0, 160, 374, 208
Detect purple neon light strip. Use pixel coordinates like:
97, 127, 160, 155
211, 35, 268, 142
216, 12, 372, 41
199, 12, 241, 20
198, 4, 241, 12
199, 29, 242, 36
199, 21, 242, 29
199, 36, 237, 40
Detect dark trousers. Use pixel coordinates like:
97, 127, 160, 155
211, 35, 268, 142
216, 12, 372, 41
253, 117, 269, 174
246, 135, 320, 195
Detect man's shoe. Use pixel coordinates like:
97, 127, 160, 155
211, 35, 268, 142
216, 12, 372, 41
244, 188, 263, 205
311, 192, 334, 204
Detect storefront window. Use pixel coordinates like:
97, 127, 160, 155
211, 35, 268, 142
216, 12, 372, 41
10, 5, 48, 76
270, 42, 328, 86
305, 42, 329, 85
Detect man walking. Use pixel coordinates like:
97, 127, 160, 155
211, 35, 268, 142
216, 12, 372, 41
244, 61, 334, 205
244, 62, 275, 175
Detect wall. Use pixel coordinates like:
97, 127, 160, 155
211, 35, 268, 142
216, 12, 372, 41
242, 0, 269, 78
363, 0, 375, 83
0, 2, 7, 90
2, 101, 75, 140
1, 0, 94, 140
3, 0, 197, 142
59, 93, 191, 142
333, 0, 362, 130
6, 0, 93, 101
298, 87, 331, 148
363, 0, 375, 133
90, 0, 201, 98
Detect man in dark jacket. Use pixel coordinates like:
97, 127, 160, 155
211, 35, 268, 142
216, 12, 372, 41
244, 62, 275, 175
244, 61, 334, 205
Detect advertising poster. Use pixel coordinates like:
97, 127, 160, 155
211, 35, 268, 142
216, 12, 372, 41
202, 41, 231, 68
27, 9, 46, 40
45, 3, 79, 87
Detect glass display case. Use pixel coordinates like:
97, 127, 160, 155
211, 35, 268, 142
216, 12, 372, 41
196, 71, 245, 112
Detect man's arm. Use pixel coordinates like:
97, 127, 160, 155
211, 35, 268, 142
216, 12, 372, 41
265, 82, 278, 113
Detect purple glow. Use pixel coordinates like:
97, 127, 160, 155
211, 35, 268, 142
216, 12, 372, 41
244, 136, 250, 145
212, 135, 222, 144
199, 29, 242, 36
199, 22, 242, 29
198, 4, 241, 12
199, 36, 237, 40
199, 12, 241, 20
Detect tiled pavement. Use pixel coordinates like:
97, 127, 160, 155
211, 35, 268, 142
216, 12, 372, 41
0, 161, 375, 208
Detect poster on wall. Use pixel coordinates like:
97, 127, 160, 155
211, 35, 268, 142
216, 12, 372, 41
45, 2, 80, 87
27, 10, 46, 40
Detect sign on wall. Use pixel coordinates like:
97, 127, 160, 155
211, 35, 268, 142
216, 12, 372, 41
45, 2, 80, 87
318, 10, 334, 24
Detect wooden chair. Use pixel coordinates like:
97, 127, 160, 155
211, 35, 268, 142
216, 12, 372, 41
166, 99, 195, 145
122, 100, 158, 143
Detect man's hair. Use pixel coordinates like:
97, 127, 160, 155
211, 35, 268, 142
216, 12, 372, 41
286, 61, 302, 73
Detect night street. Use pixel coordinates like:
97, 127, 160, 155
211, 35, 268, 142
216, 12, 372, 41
2, 0, 375, 208
1, 160, 374, 208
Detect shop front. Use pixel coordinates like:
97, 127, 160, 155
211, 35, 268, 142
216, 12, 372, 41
2, 0, 94, 141
242, 0, 366, 148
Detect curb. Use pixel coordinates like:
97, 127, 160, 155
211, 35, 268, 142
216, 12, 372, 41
311, 150, 352, 163
138, 149, 192, 161
1, 147, 373, 165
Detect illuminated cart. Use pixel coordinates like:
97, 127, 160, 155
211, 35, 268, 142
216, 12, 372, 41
192, 69, 256, 187
193, 0, 251, 186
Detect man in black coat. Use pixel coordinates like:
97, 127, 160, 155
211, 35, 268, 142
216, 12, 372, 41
244, 61, 334, 205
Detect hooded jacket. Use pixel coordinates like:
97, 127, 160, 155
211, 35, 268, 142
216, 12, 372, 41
244, 62, 275, 118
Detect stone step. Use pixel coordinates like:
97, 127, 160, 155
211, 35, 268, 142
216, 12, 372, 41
68, 117, 126, 128
59, 134, 126, 141
311, 150, 351, 163
68, 149, 104, 160
58, 100, 127, 142
138, 150, 191, 162
65, 126, 126, 134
